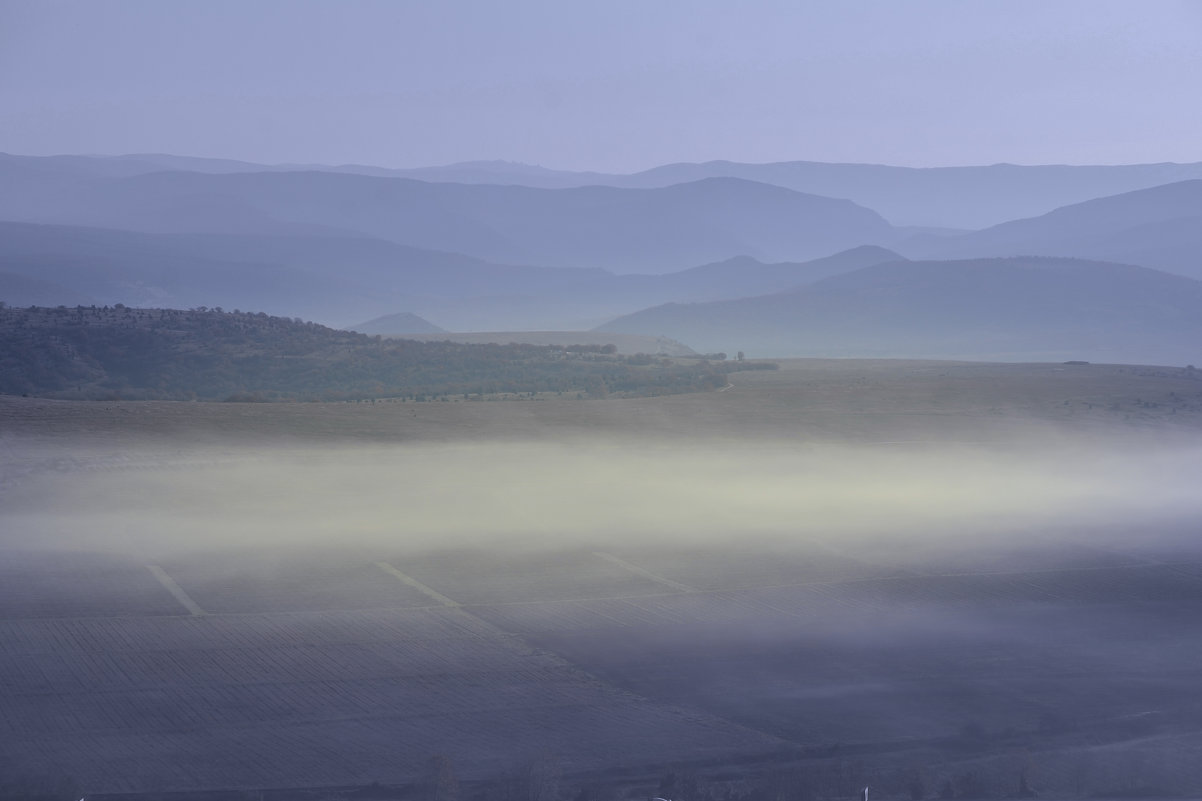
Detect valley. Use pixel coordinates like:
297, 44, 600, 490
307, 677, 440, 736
3, 361, 1202, 798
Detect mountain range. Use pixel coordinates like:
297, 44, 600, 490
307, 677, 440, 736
0, 221, 602, 324
0, 220, 902, 330
0, 155, 894, 273
3, 152, 1202, 365
909, 180, 1202, 280
394, 245, 906, 331
599, 257, 1202, 365
11, 152, 1202, 229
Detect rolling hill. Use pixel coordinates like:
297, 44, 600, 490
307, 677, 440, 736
0, 219, 903, 331
910, 179, 1202, 280
395, 245, 906, 332
0, 221, 607, 326
0, 305, 763, 401
15, 152, 1202, 230
598, 256, 1202, 364
0, 155, 897, 273
0, 270, 95, 307
614, 160, 1202, 229
346, 312, 447, 335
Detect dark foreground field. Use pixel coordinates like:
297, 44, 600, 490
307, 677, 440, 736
3, 360, 1202, 799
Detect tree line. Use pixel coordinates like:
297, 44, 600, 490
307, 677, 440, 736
0, 305, 773, 401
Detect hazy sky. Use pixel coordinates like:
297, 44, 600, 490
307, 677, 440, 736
2, 0, 1200, 172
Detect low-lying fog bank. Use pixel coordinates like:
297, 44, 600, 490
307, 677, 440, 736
5, 436, 1202, 559
5, 358, 1202, 794
4, 427, 1202, 795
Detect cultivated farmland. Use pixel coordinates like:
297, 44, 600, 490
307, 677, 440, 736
3, 359, 1202, 798
4, 536, 1202, 796
0, 555, 786, 793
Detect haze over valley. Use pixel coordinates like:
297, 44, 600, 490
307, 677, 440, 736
5, 362, 1202, 797
6, 144, 1202, 799
4, 2, 1202, 800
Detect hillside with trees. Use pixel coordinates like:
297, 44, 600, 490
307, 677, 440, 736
0, 305, 767, 401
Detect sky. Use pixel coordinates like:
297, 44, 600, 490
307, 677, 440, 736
1, 0, 1200, 172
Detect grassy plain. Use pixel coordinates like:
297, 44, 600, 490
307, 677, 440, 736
4, 358, 1201, 445
2, 359, 1202, 798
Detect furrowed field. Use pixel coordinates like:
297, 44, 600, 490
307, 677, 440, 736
0, 549, 785, 792
3, 360, 1202, 798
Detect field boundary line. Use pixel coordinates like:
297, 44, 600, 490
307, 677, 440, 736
146, 564, 207, 616
459, 559, 1202, 609
375, 561, 461, 607
1, 557, 1186, 626
592, 552, 694, 592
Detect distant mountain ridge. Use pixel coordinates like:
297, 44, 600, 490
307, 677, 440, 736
612, 160, 1202, 229
0, 218, 903, 331
598, 256, 1202, 365
0, 155, 896, 273
403, 245, 907, 332
11, 152, 1202, 229
6, 151, 1202, 360
346, 312, 446, 335
910, 180, 1202, 280
0, 220, 605, 325
0, 271, 95, 307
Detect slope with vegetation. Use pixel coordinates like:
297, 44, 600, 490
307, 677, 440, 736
0, 305, 767, 401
